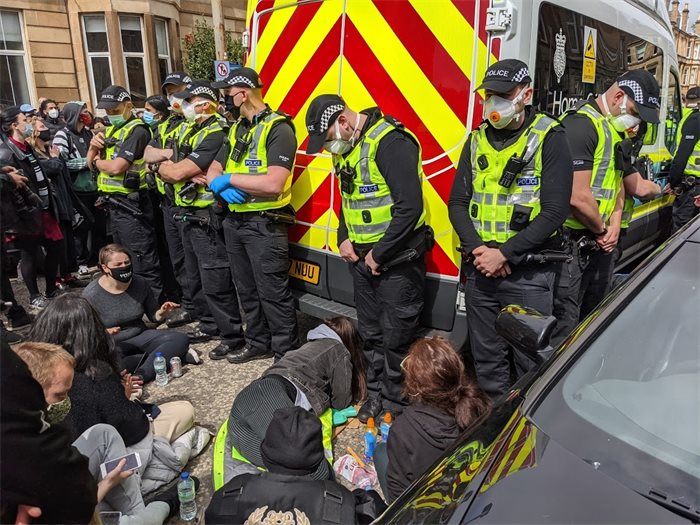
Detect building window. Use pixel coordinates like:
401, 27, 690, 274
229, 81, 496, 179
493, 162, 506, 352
683, 67, 690, 84
687, 41, 693, 57
82, 15, 113, 106
694, 43, 700, 60
0, 10, 31, 106
119, 15, 148, 106
692, 67, 698, 85
155, 19, 171, 87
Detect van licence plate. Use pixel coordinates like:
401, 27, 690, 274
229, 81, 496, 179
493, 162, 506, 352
288, 259, 321, 285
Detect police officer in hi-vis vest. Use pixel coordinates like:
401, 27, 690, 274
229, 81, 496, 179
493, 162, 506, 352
206, 67, 300, 364
551, 70, 661, 346
669, 86, 700, 231
155, 80, 246, 361
86, 85, 163, 300
305, 94, 431, 421
448, 60, 573, 399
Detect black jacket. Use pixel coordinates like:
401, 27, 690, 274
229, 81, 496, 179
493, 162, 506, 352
64, 360, 150, 446
263, 326, 353, 415
386, 404, 461, 502
0, 340, 97, 523
206, 472, 384, 525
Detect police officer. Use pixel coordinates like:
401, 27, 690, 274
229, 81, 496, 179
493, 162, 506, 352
144, 72, 210, 331
156, 80, 246, 361
669, 86, 700, 232
206, 67, 299, 364
448, 60, 572, 399
305, 94, 429, 420
551, 70, 660, 345
86, 85, 163, 299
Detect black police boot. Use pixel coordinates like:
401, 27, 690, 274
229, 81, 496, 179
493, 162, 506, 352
226, 344, 274, 364
358, 397, 383, 424
187, 327, 216, 343
166, 309, 193, 328
208, 342, 243, 361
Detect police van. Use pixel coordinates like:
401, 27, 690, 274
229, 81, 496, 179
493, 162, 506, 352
242, 0, 680, 342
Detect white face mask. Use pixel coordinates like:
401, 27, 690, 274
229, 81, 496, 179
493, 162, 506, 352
484, 90, 525, 129
325, 113, 360, 155
182, 100, 209, 122
48, 108, 59, 119
168, 95, 183, 115
602, 94, 641, 133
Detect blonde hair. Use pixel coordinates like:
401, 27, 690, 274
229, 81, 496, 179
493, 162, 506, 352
13, 341, 76, 390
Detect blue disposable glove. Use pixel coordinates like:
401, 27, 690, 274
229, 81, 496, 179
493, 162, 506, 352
219, 187, 248, 204
209, 174, 232, 194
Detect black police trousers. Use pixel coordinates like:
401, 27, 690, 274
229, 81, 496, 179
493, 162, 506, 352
223, 214, 299, 359
162, 201, 197, 315
465, 263, 554, 399
672, 182, 700, 233
352, 256, 425, 411
109, 191, 163, 301
181, 214, 244, 346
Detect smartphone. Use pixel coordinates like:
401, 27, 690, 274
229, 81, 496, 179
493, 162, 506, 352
99, 511, 122, 525
99, 451, 141, 478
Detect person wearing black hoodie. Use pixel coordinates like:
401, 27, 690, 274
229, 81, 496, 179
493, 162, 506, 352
375, 337, 491, 502
54, 101, 107, 267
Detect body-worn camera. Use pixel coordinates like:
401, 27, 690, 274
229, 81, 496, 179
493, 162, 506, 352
498, 155, 526, 188
230, 136, 251, 163
123, 171, 141, 190
338, 166, 355, 194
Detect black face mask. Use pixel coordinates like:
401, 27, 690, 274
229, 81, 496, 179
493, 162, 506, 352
38, 129, 51, 142
224, 95, 241, 120
108, 264, 132, 283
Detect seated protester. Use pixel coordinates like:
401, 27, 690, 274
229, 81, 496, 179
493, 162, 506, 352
0, 338, 96, 524
13, 341, 187, 523
30, 117, 90, 287
28, 294, 210, 495
207, 406, 385, 525
227, 317, 366, 471
375, 337, 492, 502
82, 243, 199, 383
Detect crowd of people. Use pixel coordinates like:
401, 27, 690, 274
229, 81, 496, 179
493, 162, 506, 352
1, 58, 699, 523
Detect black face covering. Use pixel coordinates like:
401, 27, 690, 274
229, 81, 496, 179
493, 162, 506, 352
109, 264, 132, 283
225, 95, 241, 120
38, 129, 51, 142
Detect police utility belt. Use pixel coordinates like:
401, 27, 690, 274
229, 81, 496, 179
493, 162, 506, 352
354, 225, 435, 271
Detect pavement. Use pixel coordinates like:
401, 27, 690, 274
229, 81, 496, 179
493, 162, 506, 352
5, 275, 373, 524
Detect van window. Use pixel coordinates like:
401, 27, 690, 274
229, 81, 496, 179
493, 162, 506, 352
533, 2, 663, 117
666, 69, 681, 153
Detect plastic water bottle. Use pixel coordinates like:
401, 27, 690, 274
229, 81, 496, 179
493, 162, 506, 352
380, 412, 393, 442
364, 429, 376, 463
178, 471, 197, 521
154, 352, 168, 386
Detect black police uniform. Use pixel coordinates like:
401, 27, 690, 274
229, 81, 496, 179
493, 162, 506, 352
670, 107, 700, 232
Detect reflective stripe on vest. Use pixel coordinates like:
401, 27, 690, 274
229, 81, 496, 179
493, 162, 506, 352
676, 109, 700, 177
468, 113, 558, 244
564, 104, 622, 229
621, 195, 634, 229
173, 118, 224, 208
334, 117, 426, 244
97, 119, 150, 195
224, 112, 294, 212
155, 116, 187, 196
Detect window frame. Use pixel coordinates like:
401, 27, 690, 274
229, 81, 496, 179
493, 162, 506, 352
0, 9, 35, 106
154, 18, 171, 87
81, 14, 114, 107
118, 14, 151, 107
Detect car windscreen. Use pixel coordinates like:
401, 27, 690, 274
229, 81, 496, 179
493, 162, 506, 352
531, 241, 699, 510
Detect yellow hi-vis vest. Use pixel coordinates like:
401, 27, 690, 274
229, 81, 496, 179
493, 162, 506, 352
564, 104, 622, 230
155, 115, 187, 196
676, 108, 700, 178
223, 111, 294, 212
97, 119, 150, 195
173, 117, 226, 208
468, 113, 559, 244
333, 116, 426, 244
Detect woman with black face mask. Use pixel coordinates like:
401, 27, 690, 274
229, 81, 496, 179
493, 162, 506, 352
82, 243, 199, 383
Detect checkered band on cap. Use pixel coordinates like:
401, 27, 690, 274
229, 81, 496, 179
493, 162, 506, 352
227, 76, 256, 88
319, 104, 344, 132
618, 80, 643, 105
183, 75, 192, 83
512, 67, 530, 83
189, 85, 216, 99
115, 90, 130, 102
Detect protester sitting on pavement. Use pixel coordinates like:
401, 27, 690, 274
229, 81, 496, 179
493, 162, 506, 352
227, 317, 367, 472
82, 243, 199, 383
28, 294, 211, 495
0, 105, 64, 309
375, 337, 491, 502
207, 406, 386, 524
1, 338, 97, 524
13, 341, 186, 523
